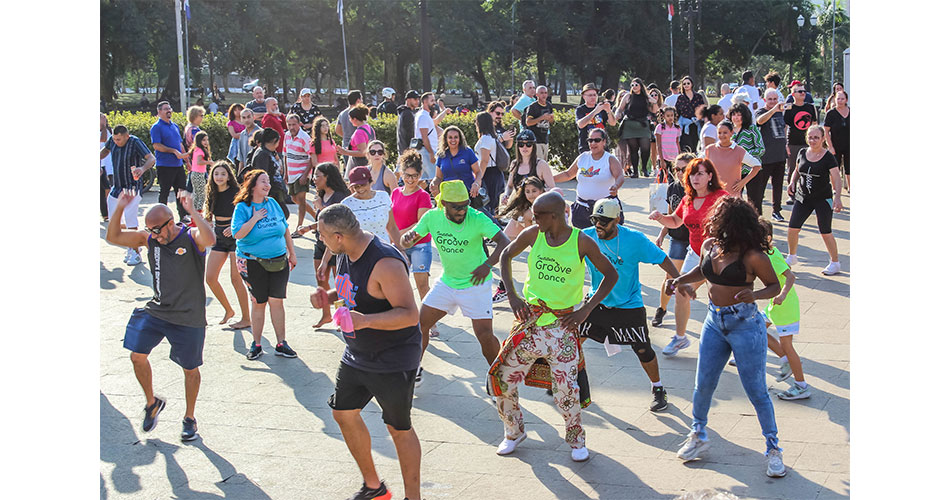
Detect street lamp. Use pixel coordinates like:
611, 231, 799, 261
797, 14, 818, 93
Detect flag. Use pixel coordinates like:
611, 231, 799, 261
337, 0, 344, 25
184, 0, 191, 20
668, 3, 674, 21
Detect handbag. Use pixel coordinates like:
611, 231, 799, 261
253, 254, 288, 273
648, 169, 670, 214
409, 137, 424, 150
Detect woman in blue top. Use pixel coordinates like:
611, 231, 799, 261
433, 125, 481, 199
232, 169, 299, 361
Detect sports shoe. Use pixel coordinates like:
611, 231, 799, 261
142, 396, 166, 432
496, 433, 527, 455
414, 367, 424, 388
785, 254, 798, 266
785, 198, 794, 206
571, 446, 590, 462
766, 448, 787, 477
122, 249, 131, 265
428, 324, 440, 338
181, 417, 198, 441
662, 335, 691, 356
728, 357, 737, 366
821, 261, 841, 275
775, 361, 792, 382
347, 481, 392, 500
274, 341, 297, 358
492, 286, 508, 303
771, 212, 785, 222
650, 386, 668, 412
651, 308, 666, 327
246, 343, 263, 360
676, 432, 710, 461
777, 383, 811, 401
127, 249, 142, 266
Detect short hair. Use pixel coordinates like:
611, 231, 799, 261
536, 85, 548, 93
347, 90, 362, 105
252, 86, 263, 93
765, 71, 781, 87
113, 125, 129, 135
240, 108, 254, 118
286, 113, 300, 123
260, 127, 281, 145
264, 97, 278, 105
720, 83, 731, 93
186, 105, 204, 123
349, 104, 369, 122
764, 88, 780, 99
488, 100, 506, 113
522, 79, 535, 90
589, 127, 608, 141
156, 100, 170, 110
742, 70, 754, 83
319, 203, 361, 235
669, 80, 681, 90
420, 91, 435, 103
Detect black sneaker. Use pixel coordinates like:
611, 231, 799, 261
181, 417, 198, 441
246, 343, 263, 360
545, 387, 553, 396
772, 212, 785, 222
347, 481, 390, 500
142, 396, 166, 432
414, 367, 423, 388
651, 308, 666, 327
275, 341, 297, 358
650, 386, 668, 412
785, 199, 794, 206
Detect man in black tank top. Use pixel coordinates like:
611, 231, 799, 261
310, 204, 423, 500
106, 190, 215, 442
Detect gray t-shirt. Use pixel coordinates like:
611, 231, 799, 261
337, 107, 356, 148
237, 124, 262, 168
245, 100, 267, 115
755, 108, 788, 165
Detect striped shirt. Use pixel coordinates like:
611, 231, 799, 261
734, 126, 765, 159
283, 128, 311, 182
103, 135, 151, 197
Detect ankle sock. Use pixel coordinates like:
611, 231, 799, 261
652, 381, 663, 388
795, 380, 807, 389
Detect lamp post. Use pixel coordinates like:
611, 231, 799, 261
797, 13, 818, 93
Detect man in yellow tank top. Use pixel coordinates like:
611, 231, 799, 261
489, 191, 618, 462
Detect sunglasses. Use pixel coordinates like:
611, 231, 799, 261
590, 216, 613, 226
147, 218, 173, 235
674, 167, 686, 173
794, 90, 806, 94
517, 142, 534, 148
493, 112, 504, 117
587, 137, 604, 143
368, 149, 385, 156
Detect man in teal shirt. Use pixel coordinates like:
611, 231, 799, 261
580, 198, 682, 412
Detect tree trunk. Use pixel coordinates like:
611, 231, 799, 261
208, 48, 215, 101
472, 58, 491, 102
602, 66, 621, 95
536, 38, 547, 86
395, 53, 410, 102
282, 76, 290, 105
158, 64, 180, 106
437, 75, 445, 94
559, 65, 567, 103
353, 52, 365, 91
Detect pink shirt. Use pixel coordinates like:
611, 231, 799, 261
391, 187, 432, 245
309, 139, 338, 165
190, 148, 207, 173
227, 120, 245, 134
283, 129, 311, 182
654, 123, 681, 161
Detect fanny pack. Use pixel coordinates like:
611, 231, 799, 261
249, 253, 288, 272
409, 137, 424, 150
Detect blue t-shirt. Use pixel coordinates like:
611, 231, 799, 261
103, 135, 151, 196
582, 226, 667, 309
436, 147, 480, 191
149, 119, 183, 167
231, 197, 289, 259
512, 94, 536, 129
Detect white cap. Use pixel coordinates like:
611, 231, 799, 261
382, 87, 396, 98
300, 88, 313, 96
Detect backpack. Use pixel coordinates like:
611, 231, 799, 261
491, 137, 510, 173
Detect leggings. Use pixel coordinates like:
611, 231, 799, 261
745, 161, 785, 215
681, 126, 699, 153
834, 150, 849, 176
100, 170, 111, 218
789, 197, 834, 234
157, 166, 189, 220
189, 171, 207, 212
620, 137, 651, 177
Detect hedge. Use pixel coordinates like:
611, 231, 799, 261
106, 109, 620, 171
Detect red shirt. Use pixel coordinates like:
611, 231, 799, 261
261, 113, 287, 153
673, 189, 729, 255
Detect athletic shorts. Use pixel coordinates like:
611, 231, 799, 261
123, 308, 205, 370
328, 361, 416, 430
237, 256, 289, 303
682, 246, 701, 275
767, 321, 801, 337
579, 305, 650, 346
212, 225, 236, 253
667, 237, 688, 261
313, 240, 338, 270
404, 242, 432, 274
107, 193, 141, 229
421, 279, 492, 320
287, 178, 309, 197
789, 198, 834, 234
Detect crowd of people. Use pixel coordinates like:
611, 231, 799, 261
101, 70, 849, 500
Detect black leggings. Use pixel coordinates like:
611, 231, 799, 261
157, 166, 189, 220
834, 150, 849, 176
789, 197, 834, 234
100, 170, 111, 218
680, 126, 699, 153
621, 137, 651, 177
745, 161, 785, 215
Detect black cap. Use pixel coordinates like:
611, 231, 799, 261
515, 129, 537, 142
405, 90, 421, 100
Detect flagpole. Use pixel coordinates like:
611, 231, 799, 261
184, 5, 190, 106
174, 0, 186, 111
339, 0, 350, 90
669, 8, 674, 83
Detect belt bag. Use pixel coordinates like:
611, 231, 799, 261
409, 137, 424, 150
250, 253, 288, 272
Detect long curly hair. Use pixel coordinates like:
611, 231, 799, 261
234, 169, 268, 206
205, 161, 239, 218
499, 176, 545, 219
436, 125, 470, 158
703, 196, 771, 257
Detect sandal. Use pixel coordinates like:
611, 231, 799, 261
290, 230, 303, 239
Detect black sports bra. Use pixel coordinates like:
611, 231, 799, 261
701, 249, 753, 287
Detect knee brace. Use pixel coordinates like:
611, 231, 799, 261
631, 341, 656, 364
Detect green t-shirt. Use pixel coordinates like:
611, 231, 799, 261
765, 248, 800, 326
413, 207, 500, 289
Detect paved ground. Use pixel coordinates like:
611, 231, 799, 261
100, 177, 850, 500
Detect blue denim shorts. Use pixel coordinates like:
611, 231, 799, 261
667, 237, 689, 260
404, 242, 432, 274
123, 308, 205, 370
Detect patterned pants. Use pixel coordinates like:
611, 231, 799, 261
494, 322, 585, 448
190, 171, 207, 211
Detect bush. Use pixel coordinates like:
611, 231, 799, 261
106, 108, 621, 172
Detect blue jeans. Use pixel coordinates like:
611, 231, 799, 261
691, 301, 780, 455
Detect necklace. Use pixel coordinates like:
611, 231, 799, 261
599, 233, 623, 265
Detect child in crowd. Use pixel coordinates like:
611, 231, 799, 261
188, 131, 213, 215
654, 106, 681, 173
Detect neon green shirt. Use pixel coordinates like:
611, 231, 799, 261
523, 227, 585, 326
413, 207, 500, 289
765, 248, 800, 326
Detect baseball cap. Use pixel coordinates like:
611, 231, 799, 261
515, 129, 537, 142
592, 198, 622, 219
382, 87, 395, 98
348, 166, 372, 186
732, 90, 751, 105
787, 80, 803, 88
582, 83, 599, 94
300, 88, 313, 96
405, 90, 420, 100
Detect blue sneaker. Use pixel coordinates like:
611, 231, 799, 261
181, 417, 198, 441
142, 397, 165, 432
662, 335, 691, 356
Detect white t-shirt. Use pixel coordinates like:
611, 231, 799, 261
739, 85, 761, 111
414, 109, 438, 152
100, 129, 113, 174
718, 94, 734, 111
664, 94, 680, 107
475, 134, 496, 168
698, 122, 718, 154
341, 190, 392, 245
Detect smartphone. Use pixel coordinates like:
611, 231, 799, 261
784, 103, 793, 110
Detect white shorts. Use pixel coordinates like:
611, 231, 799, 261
681, 246, 701, 274
107, 193, 141, 229
422, 279, 493, 320
768, 321, 800, 337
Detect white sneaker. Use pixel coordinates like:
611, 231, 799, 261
662, 335, 691, 356
766, 448, 787, 477
126, 249, 142, 266
785, 254, 798, 266
414, 367, 424, 388
571, 446, 590, 462
496, 433, 526, 455
821, 261, 841, 275
775, 361, 792, 382
428, 324, 440, 339
122, 250, 131, 265
676, 432, 710, 461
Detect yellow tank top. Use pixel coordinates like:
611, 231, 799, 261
523, 227, 585, 326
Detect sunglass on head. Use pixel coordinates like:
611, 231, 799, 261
147, 218, 173, 235
368, 149, 385, 156
587, 137, 604, 143
517, 142, 534, 148
590, 216, 613, 226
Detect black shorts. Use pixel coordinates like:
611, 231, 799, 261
212, 225, 237, 253
313, 240, 338, 269
328, 361, 416, 430
238, 256, 289, 303
789, 197, 834, 234
579, 305, 650, 346
571, 196, 624, 229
